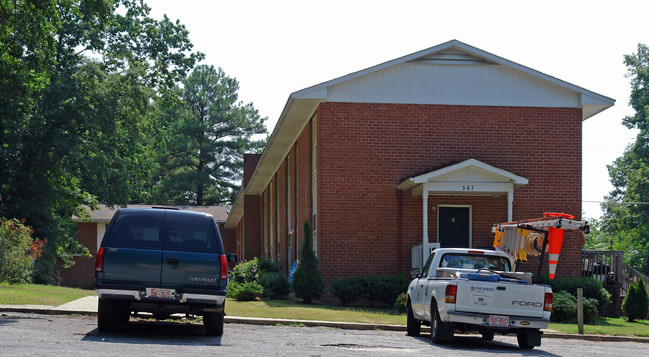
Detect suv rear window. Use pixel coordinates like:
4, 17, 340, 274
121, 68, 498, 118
163, 211, 219, 253
106, 210, 164, 250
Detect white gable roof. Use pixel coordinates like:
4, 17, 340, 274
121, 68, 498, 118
294, 40, 614, 119
226, 40, 613, 228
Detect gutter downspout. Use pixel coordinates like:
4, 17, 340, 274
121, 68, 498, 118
397, 190, 403, 272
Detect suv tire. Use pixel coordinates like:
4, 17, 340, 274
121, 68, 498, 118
204, 311, 224, 336
98, 298, 118, 332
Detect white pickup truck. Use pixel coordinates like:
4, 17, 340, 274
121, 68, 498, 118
407, 248, 553, 349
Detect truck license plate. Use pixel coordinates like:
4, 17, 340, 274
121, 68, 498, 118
489, 315, 509, 326
147, 288, 175, 299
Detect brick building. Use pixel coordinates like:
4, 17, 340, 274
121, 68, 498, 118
225, 39, 614, 285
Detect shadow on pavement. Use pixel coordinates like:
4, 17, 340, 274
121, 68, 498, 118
82, 319, 222, 346
410, 334, 562, 356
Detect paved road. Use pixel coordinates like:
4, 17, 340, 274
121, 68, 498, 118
0, 312, 644, 356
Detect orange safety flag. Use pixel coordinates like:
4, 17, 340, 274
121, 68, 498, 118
547, 226, 565, 279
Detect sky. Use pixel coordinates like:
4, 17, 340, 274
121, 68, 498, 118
148, 0, 647, 220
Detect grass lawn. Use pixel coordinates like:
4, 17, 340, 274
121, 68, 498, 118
0, 283, 95, 306
549, 318, 649, 337
225, 298, 407, 325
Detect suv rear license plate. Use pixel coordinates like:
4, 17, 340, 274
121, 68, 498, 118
147, 288, 175, 299
489, 315, 509, 326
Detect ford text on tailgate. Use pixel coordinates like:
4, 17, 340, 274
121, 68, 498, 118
95, 207, 236, 336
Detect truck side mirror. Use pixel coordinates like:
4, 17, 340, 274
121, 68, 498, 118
410, 267, 420, 279
227, 253, 238, 263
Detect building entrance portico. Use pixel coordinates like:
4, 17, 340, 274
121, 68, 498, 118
398, 158, 528, 267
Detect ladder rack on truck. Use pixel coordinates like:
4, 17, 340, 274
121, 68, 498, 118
492, 213, 589, 280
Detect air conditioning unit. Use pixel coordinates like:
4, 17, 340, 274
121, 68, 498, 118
411, 242, 441, 270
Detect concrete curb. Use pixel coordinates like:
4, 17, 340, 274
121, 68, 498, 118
2, 304, 649, 343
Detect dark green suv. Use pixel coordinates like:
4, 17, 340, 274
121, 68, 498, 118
95, 207, 236, 335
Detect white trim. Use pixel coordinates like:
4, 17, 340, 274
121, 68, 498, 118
96, 223, 106, 252
437, 205, 473, 248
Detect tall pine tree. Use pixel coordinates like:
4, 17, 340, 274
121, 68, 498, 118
150, 65, 267, 205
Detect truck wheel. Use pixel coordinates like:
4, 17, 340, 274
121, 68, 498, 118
116, 302, 130, 323
481, 332, 494, 341
204, 311, 224, 336
430, 302, 453, 344
517, 331, 541, 349
97, 298, 118, 332
152, 312, 171, 321
406, 301, 421, 337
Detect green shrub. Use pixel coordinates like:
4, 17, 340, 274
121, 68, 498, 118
291, 221, 324, 303
231, 258, 259, 283
259, 271, 290, 299
394, 292, 408, 313
622, 279, 649, 322
376, 273, 410, 306
227, 281, 264, 301
258, 258, 282, 273
0, 218, 37, 284
359, 274, 382, 306
537, 275, 611, 314
330, 273, 410, 307
330, 276, 363, 306
550, 290, 599, 324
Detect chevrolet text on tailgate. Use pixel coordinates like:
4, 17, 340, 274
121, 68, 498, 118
95, 207, 237, 336
407, 248, 552, 349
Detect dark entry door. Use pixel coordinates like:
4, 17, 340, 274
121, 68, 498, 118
438, 206, 470, 248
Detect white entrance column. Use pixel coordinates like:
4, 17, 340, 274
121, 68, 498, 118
507, 189, 513, 222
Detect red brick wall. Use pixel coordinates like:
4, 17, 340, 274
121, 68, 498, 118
243, 154, 261, 187
219, 222, 235, 251
60, 222, 97, 289
277, 161, 288, 272
316, 102, 583, 284
243, 195, 262, 261
295, 119, 313, 259
241, 154, 262, 262
288, 148, 298, 266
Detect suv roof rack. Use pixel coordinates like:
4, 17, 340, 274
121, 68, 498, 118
151, 206, 180, 210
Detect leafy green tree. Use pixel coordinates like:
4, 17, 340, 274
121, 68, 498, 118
601, 43, 649, 275
291, 221, 324, 303
0, 0, 202, 283
149, 65, 267, 205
